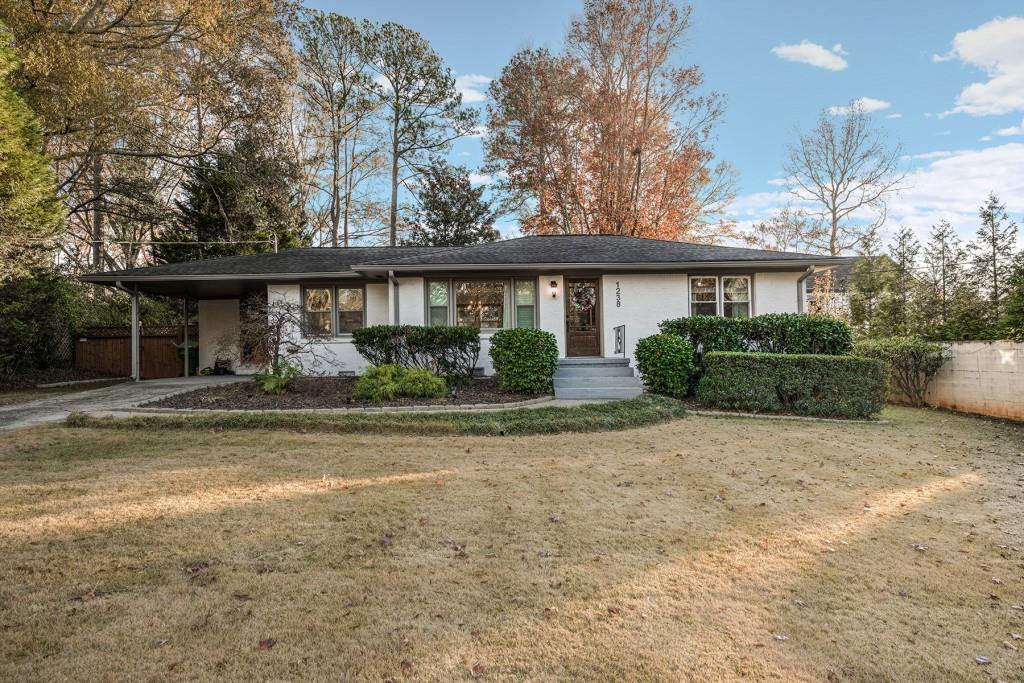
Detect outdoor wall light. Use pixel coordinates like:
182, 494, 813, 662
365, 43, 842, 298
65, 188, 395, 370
550, 280, 558, 298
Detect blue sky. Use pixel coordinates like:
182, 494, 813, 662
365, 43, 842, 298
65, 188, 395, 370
309, 0, 1024, 245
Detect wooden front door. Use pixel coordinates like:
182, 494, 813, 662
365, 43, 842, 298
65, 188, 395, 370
565, 278, 601, 356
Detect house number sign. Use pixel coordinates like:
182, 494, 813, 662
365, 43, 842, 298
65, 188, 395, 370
615, 281, 622, 307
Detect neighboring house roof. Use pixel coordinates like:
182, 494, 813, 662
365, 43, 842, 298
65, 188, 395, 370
80, 235, 850, 297
805, 259, 856, 293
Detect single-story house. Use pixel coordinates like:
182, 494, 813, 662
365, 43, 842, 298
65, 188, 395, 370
82, 235, 848, 398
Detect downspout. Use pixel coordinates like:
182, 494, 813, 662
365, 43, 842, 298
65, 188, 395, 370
796, 266, 815, 314
388, 270, 400, 324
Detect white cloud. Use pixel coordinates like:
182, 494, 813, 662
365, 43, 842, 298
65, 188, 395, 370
980, 135, 993, 141
468, 172, 493, 186
995, 117, 1024, 136
828, 97, 891, 116
455, 74, 492, 104
886, 113, 903, 119
729, 143, 1024, 244
935, 16, 1024, 116
901, 150, 954, 161
766, 177, 794, 187
771, 41, 849, 71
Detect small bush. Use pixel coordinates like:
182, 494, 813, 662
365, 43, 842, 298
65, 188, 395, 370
488, 328, 558, 394
353, 325, 480, 382
634, 334, 694, 398
659, 315, 746, 363
353, 364, 405, 401
254, 360, 300, 395
395, 367, 447, 399
852, 337, 950, 407
353, 364, 447, 402
696, 352, 887, 419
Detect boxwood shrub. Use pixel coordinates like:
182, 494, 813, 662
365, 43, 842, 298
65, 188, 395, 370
659, 314, 852, 361
353, 364, 446, 401
488, 328, 558, 394
352, 325, 480, 381
634, 333, 694, 398
695, 352, 887, 419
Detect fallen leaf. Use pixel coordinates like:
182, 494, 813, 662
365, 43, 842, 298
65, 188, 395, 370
232, 591, 252, 601
259, 638, 277, 650
469, 662, 485, 678
773, 634, 789, 641
975, 656, 991, 665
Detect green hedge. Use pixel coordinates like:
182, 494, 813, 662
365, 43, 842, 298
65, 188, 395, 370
488, 328, 558, 394
659, 314, 853, 361
352, 325, 480, 381
634, 334, 694, 398
695, 352, 887, 419
852, 337, 950, 407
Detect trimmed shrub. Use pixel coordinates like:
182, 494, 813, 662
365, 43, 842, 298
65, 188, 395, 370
352, 325, 480, 381
852, 337, 950, 407
634, 333, 695, 398
354, 364, 447, 402
659, 314, 852, 360
395, 367, 447, 399
696, 352, 888, 419
489, 328, 558, 394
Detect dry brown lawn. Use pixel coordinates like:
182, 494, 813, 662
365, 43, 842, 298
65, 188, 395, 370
1, 407, 1022, 682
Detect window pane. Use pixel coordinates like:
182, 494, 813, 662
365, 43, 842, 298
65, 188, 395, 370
515, 280, 535, 306
304, 287, 332, 336
690, 277, 717, 303
691, 302, 717, 316
724, 302, 750, 318
455, 280, 505, 328
429, 306, 448, 327
428, 281, 449, 307
723, 277, 750, 302
337, 287, 364, 333
516, 305, 535, 329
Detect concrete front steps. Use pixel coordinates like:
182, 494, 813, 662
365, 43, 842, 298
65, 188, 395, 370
553, 357, 644, 400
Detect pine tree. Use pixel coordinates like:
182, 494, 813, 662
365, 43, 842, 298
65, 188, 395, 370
848, 229, 895, 337
920, 219, 965, 335
0, 22, 63, 280
1000, 254, 1024, 339
402, 161, 497, 246
968, 193, 1017, 326
879, 226, 921, 335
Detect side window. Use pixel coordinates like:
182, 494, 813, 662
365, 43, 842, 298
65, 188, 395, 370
689, 277, 718, 316
427, 281, 450, 326
336, 286, 365, 333
303, 287, 332, 336
514, 279, 536, 328
722, 277, 751, 318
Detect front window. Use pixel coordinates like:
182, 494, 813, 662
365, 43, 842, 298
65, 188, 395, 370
722, 277, 751, 318
455, 280, 505, 328
514, 279, 536, 329
689, 277, 718, 316
337, 286, 365, 333
428, 281, 450, 326
303, 287, 332, 336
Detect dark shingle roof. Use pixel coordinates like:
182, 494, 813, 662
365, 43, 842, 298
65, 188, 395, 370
360, 235, 833, 268
84, 235, 845, 282
85, 246, 446, 278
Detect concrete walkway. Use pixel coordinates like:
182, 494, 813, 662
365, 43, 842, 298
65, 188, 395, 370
0, 376, 245, 432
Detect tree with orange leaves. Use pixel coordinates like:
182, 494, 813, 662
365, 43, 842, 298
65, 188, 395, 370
485, 0, 735, 242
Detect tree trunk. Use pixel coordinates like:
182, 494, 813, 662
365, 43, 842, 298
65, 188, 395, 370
91, 154, 104, 268
389, 101, 400, 246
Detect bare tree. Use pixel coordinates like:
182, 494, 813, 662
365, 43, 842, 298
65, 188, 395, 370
744, 206, 826, 253
784, 101, 906, 255
217, 293, 331, 375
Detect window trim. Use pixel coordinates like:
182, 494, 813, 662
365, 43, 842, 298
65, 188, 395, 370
425, 277, 538, 331
301, 283, 367, 338
688, 275, 753, 317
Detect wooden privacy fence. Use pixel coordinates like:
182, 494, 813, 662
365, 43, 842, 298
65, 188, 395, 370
75, 325, 197, 380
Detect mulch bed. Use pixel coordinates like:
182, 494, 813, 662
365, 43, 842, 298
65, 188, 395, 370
145, 376, 542, 410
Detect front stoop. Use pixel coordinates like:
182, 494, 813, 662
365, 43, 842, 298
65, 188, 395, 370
553, 357, 644, 400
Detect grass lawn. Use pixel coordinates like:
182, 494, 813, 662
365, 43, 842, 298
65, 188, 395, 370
1, 407, 1022, 681
0, 380, 125, 408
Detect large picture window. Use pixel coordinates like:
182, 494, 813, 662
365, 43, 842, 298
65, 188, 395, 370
302, 284, 365, 336
455, 280, 506, 329
689, 276, 752, 317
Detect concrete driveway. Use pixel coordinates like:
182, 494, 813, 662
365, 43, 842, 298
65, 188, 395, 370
0, 376, 246, 432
